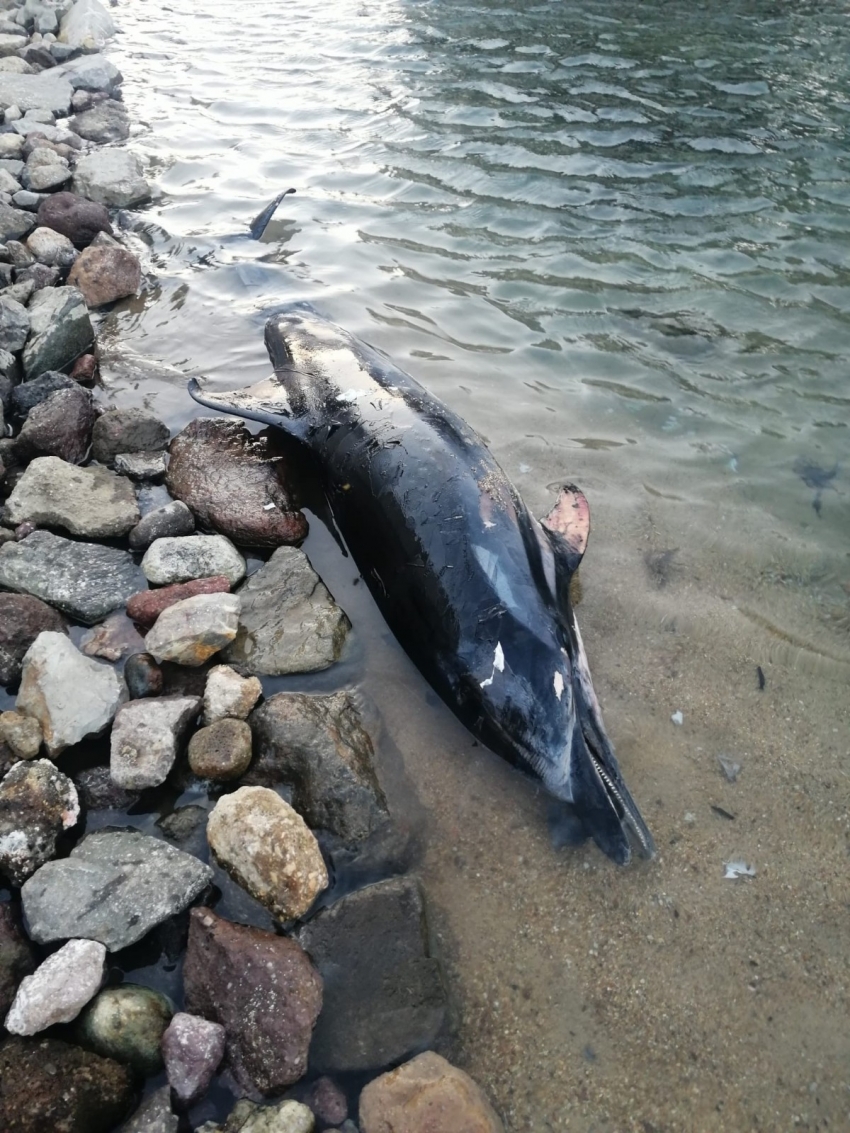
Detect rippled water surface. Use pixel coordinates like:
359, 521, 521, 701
103, 0, 849, 1128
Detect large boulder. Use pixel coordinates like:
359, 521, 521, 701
21, 285, 94, 378
72, 149, 150, 208
359, 1052, 505, 1133
0, 72, 73, 115
4, 456, 139, 536
36, 190, 113, 248
60, 55, 122, 95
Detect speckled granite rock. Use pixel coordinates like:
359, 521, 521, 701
161, 1011, 226, 1105
0, 759, 79, 884
110, 695, 201, 789
141, 535, 245, 587
5, 938, 106, 1035
4, 457, 139, 537
144, 592, 241, 667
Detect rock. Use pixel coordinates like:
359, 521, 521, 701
0, 903, 36, 1019
71, 351, 96, 383
36, 189, 112, 247
74, 765, 139, 811
91, 406, 169, 463
0, 72, 73, 115
110, 695, 201, 789
0, 759, 78, 884
69, 97, 128, 143
25, 223, 76, 266
5, 456, 139, 536
21, 285, 94, 378
183, 906, 322, 1096
188, 718, 252, 781
156, 804, 206, 846
16, 632, 126, 756
72, 148, 149, 208
76, 984, 173, 1075
59, 0, 116, 50
249, 692, 388, 846
0, 530, 144, 623
12, 189, 46, 210
114, 450, 167, 481
8, 369, 75, 419
207, 786, 328, 920
240, 1101, 316, 1133
1, 277, 35, 305
144, 591, 241, 667
359, 1052, 503, 1133
15, 385, 95, 463
126, 579, 234, 633
19, 46, 58, 73
79, 612, 145, 661
0, 710, 42, 758
128, 500, 194, 551
166, 418, 307, 548
61, 54, 122, 95
0, 294, 28, 351
120, 1087, 178, 1133
5, 938, 105, 1035
225, 548, 349, 676
21, 829, 213, 951
24, 161, 72, 194
0, 591, 66, 686
16, 262, 60, 290
0, 1036, 134, 1133
296, 878, 447, 1074
0, 200, 34, 241
161, 1011, 226, 1105
67, 240, 140, 307
0, 133, 25, 159
142, 535, 246, 587
203, 664, 262, 725
123, 652, 163, 699
306, 1078, 348, 1127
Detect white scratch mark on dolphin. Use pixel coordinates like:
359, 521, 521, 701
553, 671, 564, 700
483, 521, 496, 529
480, 642, 505, 688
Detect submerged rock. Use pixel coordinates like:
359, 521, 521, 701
21, 284, 94, 378
128, 499, 195, 551
126, 574, 231, 628
207, 785, 328, 921
0, 904, 37, 1020
188, 718, 253, 781
91, 406, 170, 463
15, 385, 95, 464
77, 984, 174, 1075
225, 547, 350, 675
21, 829, 213, 951
141, 534, 246, 587
79, 612, 145, 662
123, 652, 164, 699
72, 148, 150, 208
144, 591, 241, 667
36, 190, 112, 247
16, 632, 126, 756
5, 938, 106, 1035
0, 759, 79, 884
0, 592, 67, 686
183, 906, 322, 1096
5, 456, 139, 537
120, 1087, 178, 1133
305, 1077, 348, 1127
166, 417, 307, 547
161, 1011, 226, 1105
358, 1051, 504, 1133
203, 664, 262, 724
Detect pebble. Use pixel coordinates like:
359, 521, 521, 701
0, 758, 79, 883
4, 456, 140, 537
128, 499, 194, 551
141, 534, 246, 587
21, 829, 213, 951
203, 663, 262, 724
225, 547, 350, 675
184, 906, 323, 1096
0, 591, 67, 686
68, 240, 141, 307
0, 709, 42, 758
21, 284, 93, 378
91, 405, 169, 463
5, 938, 106, 1035
76, 984, 174, 1075
0, 903, 36, 1019
15, 384, 95, 464
123, 651, 164, 698
144, 591, 241, 667
161, 1011, 226, 1105
113, 449, 167, 481
110, 694, 201, 789
36, 189, 112, 247
16, 631, 126, 756
188, 718, 253, 780
72, 147, 150, 208
0, 530, 144, 624
207, 785, 328, 920
126, 574, 232, 628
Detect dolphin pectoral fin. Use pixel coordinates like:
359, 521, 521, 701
542, 485, 590, 569
187, 374, 306, 437
249, 187, 296, 240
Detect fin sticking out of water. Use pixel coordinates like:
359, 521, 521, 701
249, 188, 296, 240
541, 484, 590, 574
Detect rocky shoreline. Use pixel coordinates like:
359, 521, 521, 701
0, 3, 504, 1131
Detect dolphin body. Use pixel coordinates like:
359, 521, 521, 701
189, 306, 655, 865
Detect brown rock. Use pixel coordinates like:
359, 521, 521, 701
0, 592, 67, 686
67, 244, 141, 308
36, 191, 113, 249
79, 612, 145, 661
188, 718, 253, 780
16, 384, 95, 464
71, 353, 97, 384
0, 904, 37, 1020
183, 906, 322, 1096
359, 1052, 505, 1133
126, 575, 232, 628
166, 417, 307, 547
0, 1036, 134, 1133
306, 1076, 348, 1126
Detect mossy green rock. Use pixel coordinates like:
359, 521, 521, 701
76, 984, 174, 1075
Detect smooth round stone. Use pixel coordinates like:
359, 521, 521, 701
187, 718, 252, 781
123, 652, 163, 699
76, 984, 174, 1075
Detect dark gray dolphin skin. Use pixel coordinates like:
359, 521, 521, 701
249, 188, 296, 240
189, 305, 655, 865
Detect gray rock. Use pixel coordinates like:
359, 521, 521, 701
119, 1087, 178, 1133
5, 456, 140, 537
91, 406, 169, 463
12, 189, 45, 210
72, 148, 150, 208
128, 499, 194, 551
0, 904, 36, 1020
0, 591, 67, 686
0, 71, 73, 114
8, 370, 74, 419
248, 691, 389, 847
141, 534, 246, 587
16, 632, 127, 756
296, 878, 447, 1074
0, 294, 28, 351
0, 134, 24, 159
15, 384, 95, 464
225, 547, 350, 676
203, 664, 261, 725
69, 98, 128, 143
110, 695, 201, 789
0, 201, 34, 241
60, 54, 122, 94
0, 165, 20, 194
207, 785, 328, 920
113, 450, 167, 481
183, 906, 322, 1096
59, 0, 116, 50
15, 261, 60, 290
5, 938, 105, 1034
21, 829, 214, 951
161, 1012, 226, 1105
0, 531, 144, 623
144, 591, 241, 667
23, 160, 71, 193
21, 285, 93, 379
4, 237, 34, 268
188, 718, 252, 781
25, 224, 76, 266
76, 984, 173, 1075
79, 611, 144, 662
0, 758, 79, 884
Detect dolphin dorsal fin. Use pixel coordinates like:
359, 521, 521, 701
541, 484, 590, 577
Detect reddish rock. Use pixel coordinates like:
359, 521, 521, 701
126, 575, 232, 629
183, 906, 322, 1097
307, 1076, 348, 1126
15, 385, 95, 465
359, 1052, 505, 1133
36, 192, 113, 249
67, 244, 141, 308
0, 593, 67, 686
166, 417, 307, 547
71, 353, 97, 385
161, 1011, 226, 1105
0, 904, 37, 1020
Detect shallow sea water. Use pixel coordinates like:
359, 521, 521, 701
93, 0, 850, 1128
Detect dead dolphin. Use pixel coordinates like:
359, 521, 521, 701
189, 305, 655, 865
